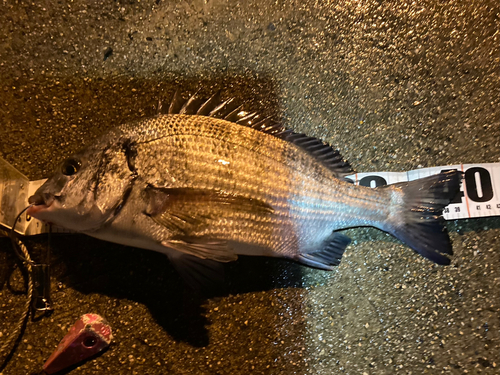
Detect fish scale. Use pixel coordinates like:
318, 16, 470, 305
132, 117, 343, 206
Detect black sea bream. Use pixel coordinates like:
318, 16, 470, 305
27, 92, 462, 288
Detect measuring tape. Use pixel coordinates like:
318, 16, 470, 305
347, 163, 500, 220
1, 158, 499, 236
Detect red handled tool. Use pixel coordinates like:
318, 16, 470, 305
43, 314, 112, 374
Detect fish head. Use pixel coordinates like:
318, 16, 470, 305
27, 137, 135, 232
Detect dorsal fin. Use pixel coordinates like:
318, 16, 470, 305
281, 132, 353, 178
196, 91, 222, 115
179, 89, 204, 115
168, 90, 185, 114
167, 91, 354, 179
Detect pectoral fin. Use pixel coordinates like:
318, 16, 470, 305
162, 237, 237, 263
144, 186, 273, 236
145, 186, 273, 262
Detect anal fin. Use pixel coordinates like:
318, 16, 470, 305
297, 232, 351, 270
162, 237, 237, 263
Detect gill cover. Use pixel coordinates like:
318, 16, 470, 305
89, 139, 137, 224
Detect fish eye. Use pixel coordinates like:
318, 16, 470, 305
61, 158, 81, 176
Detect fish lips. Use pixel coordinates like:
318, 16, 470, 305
27, 193, 55, 218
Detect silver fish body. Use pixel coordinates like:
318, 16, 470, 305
28, 93, 462, 286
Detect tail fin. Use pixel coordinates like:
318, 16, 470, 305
381, 170, 463, 265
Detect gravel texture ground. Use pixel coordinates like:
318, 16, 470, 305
0, 0, 499, 374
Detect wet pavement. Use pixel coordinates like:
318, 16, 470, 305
0, 0, 499, 374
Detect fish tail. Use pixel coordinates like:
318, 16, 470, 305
381, 170, 463, 265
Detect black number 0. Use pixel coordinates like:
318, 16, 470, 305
465, 167, 493, 202
359, 176, 387, 188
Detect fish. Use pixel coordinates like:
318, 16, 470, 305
27, 91, 462, 289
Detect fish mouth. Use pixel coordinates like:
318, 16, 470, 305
26, 204, 50, 217
27, 193, 54, 218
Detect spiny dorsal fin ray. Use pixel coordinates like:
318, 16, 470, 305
179, 89, 204, 115
168, 90, 185, 114
224, 105, 245, 122
209, 98, 241, 119
236, 112, 259, 125
167, 91, 354, 179
251, 116, 274, 130
196, 91, 222, 116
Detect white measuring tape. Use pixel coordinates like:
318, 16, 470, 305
1, 158, 499, 236
347, 163, 500, 221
